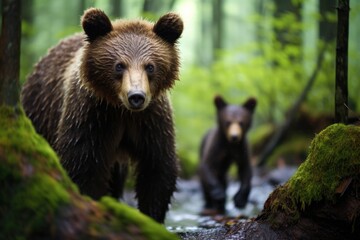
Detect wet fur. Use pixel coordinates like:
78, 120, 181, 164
21, 9, 183, 223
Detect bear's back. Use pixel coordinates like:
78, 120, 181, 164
21, 34, 85, 145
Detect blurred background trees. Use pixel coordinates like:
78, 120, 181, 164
17, 0, 360, 177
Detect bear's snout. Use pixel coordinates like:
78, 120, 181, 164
227, 123, 242, 143
127, 90, 146, 110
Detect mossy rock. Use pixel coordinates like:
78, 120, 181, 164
0, 105, 178, 240
261, 124, 360, 227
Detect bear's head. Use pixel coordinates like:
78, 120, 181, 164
214, 95, 257, 143
80, 8, 183, 111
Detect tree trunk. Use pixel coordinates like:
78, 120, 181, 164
198, 0, 212, 67
111, 0, 123, 18
319, 0, 337, 42
0, 0, 21, 107
143, 0, 177, 15
212, 0, 223, 60
335, 0, 349, 124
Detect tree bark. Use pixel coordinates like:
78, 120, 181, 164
143, 0, 177, 15
319, 0, 337, 42
111, 0, 123, 18
212, 0, 223, 57
335, 0, 349, 124
0, 0, 21, 107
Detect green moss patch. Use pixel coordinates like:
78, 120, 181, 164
0, 105, 178, 239
100, 197, 178, 240
262, 124, 360, 227
0, 106, 75, 189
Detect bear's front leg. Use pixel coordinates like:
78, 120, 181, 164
130, 109, 178, 223
135, 139, 178, 223
199, 164, 227, 212
54, 96, 121, 200
233, 162, 252, 209
56, 128, 113, 199
136, 161, 177, 222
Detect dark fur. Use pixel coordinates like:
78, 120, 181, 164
199, 95, 257, 214
21, 8, 183, 223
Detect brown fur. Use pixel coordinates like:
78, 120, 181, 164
199, 96, 257, 215
21, 8, 183, 223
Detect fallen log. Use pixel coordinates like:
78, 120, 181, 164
0, 106, 177, 240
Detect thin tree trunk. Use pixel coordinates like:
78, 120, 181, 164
212, 0, 223, 57
319, 0, 337, 42
335, 0, 349, 124
111, 0, 122, 17
0, 0, 21, 107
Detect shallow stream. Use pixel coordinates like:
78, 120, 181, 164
124, 166, 297, 238
165, 177, 274, 232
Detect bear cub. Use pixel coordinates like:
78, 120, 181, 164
199, 95, 257, 215
21, 8, 183, 223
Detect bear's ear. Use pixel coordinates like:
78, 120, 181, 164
243, 98, 257, 113
214, 95, 227, 110
81, 8, 113, 42
153, 13, 183, 44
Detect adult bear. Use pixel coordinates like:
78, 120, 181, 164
21, 8, 183, 223
199, 95, 257, 215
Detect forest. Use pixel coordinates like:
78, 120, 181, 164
17, 0, 360, 175
1, 0, 360, 239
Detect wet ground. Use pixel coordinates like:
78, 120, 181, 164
165, 178, 272, 229
123, 166, 297, 239
165, 166, 297, 239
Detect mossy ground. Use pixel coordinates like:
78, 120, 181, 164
262, 124, 360, 227
0, 105, 177, 240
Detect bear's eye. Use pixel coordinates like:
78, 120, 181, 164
145, 64, 155, 74
115, 63, 126, 73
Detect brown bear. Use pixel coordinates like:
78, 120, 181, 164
199, 95, 257, 215
21, 8, 183, 223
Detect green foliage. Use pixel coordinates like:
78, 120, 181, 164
18, 1, 360, 178
266, 136, 312, 167
172, 3, 360, 177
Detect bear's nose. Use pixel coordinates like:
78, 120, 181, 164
230, 135, 240, 142
128, 91, 146, 109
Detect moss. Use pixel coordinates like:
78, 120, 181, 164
263, 124, 360, 227
2, 175, 71, 237
0, 106, 75, 189
100, 197, 178, 240
0, 105, 178, 239
288, 124, 360, 207
0, 106, 74, 238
